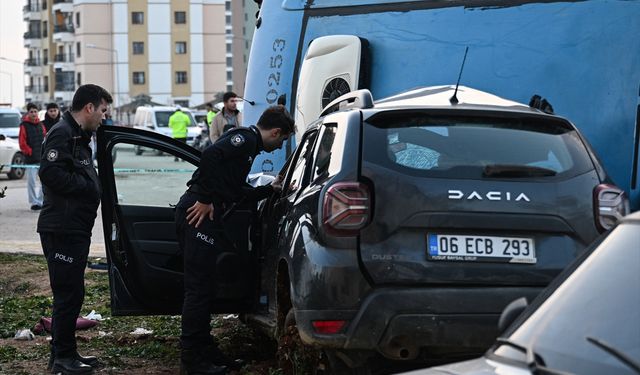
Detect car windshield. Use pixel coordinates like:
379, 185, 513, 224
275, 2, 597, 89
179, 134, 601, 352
363, 113, 594, 179
154, 111, 194, 127
0, 113, 20, 128
493, 224, 640, 374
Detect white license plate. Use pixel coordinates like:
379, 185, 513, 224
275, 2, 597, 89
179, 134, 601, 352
427, 234, 536, 264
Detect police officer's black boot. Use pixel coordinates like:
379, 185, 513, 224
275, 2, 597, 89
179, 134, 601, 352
48, 352, 99, 373
180, 349, 227, 375
51, 357, 93, 374
203, 344, 244, 371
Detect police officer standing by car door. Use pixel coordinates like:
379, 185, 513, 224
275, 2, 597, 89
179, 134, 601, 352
37, 84, 113, 375
175, 105, 295, 375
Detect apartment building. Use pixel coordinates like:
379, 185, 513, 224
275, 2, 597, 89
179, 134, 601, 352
24, 0, 234, 109
226, 0, 258, 96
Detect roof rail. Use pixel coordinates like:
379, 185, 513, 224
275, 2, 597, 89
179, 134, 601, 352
319, 89, 374, 117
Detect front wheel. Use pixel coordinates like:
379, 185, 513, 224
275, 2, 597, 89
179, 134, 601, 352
7, 152, 25, 180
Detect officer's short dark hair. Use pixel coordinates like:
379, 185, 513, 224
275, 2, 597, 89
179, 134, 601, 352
257, 105, 296, 135
26, 103, 38, 111
223, 92, 238, 103
46, 102, 59, 110
71, 84, 113, 112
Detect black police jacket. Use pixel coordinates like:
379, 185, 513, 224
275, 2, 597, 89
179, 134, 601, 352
37, 111, 101, 235
185, 125, 273, 213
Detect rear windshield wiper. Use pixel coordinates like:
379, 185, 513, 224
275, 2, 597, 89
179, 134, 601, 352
586, 336, 640, 374
483, 164, 557, 178
494, 337, 572, 375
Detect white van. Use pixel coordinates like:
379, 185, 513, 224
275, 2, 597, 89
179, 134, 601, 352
131, 106, 201, 154
0, 108, 23, 139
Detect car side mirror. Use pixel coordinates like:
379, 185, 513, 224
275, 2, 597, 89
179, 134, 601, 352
0, 134, 5, 141
498, 297, 528, 334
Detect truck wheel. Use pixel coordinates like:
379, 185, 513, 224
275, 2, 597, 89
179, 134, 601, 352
7, 152, 25, 180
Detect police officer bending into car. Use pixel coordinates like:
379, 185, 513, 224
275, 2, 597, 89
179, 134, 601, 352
38, 84, 113, 375
175, 106, 294, 375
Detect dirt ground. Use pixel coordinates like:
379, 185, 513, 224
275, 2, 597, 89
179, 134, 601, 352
0, 253, 280, 375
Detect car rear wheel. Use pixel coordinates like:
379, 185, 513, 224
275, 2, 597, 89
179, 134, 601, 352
7, 152, 25, 180
277, 309, 370, 375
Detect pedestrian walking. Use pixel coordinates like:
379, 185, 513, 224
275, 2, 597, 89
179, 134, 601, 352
43, 102, 62, 132
209, 92, 242, 143
38, 84, 113, 375
169, 105, 191, 161
18, 103, 46, 210
175, 105, 295, 375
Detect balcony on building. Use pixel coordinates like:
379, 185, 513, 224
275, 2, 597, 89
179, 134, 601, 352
53, 53, 75, 70
52, 0, 73, 14
23, 31, 43, 48
52, 24, 74, 43
55, 70, 75, 101
23, 2, 42, 21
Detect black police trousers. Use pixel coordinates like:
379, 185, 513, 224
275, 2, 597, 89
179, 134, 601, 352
39, 231, 90, 358
175, 193, 231, 350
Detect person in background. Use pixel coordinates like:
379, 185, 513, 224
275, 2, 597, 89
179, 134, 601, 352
210, 92, 242, 143
43, 103, 61, 133
19, 103, 46, 211
38, 84, 113, 375
206, 103, 216, 127
169, 105, 191, 161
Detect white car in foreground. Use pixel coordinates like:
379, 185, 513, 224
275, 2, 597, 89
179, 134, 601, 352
0, 134, 25, 179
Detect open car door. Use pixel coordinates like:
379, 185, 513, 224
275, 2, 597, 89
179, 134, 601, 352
97, 126, 258, 316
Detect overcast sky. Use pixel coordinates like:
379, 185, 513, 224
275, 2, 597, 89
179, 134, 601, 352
0, 1, 28, 108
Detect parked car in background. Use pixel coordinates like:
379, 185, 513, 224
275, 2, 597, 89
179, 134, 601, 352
402, 210, 640, 375
95, 86, 629, 374
0, 134, 25, 179
131, 106, 201, 155
0, 108, 22, 139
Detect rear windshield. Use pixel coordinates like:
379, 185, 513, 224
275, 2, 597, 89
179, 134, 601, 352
155, 111, 195, 127
0, 113, 20, 128
363, 113, 594, 179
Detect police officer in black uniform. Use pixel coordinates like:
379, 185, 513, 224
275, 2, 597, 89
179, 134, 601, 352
176, 106, 295, 375
38, 84, 113, 375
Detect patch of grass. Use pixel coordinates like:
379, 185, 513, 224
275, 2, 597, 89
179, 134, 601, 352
0, 295, 52, 339
0, 343, 49, 363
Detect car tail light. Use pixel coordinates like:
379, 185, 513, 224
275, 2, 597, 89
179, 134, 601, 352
312, 320, 347, 334
322, 182, 371, 236
593, 184, 629, 232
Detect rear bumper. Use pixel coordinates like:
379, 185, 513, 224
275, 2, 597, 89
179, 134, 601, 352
295, 286, 542, 360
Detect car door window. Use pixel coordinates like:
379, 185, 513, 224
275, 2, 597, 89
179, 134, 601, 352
112, 142, 196, 207
312, 123, 338, 183
284, 130, 318, 196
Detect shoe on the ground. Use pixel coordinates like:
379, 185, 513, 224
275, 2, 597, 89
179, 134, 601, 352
181, 349, 227, 375
51, 357, 93, 374
48, 352, 99, 372
204, 344, 244, 371
31, 204, 42, 210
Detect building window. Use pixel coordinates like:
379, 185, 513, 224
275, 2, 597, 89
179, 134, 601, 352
225, 2, 231, 11
226, 57, 232, 66
226, 44, 231, 53
42, 0, 47, 10
226, 84, 233, 92
133, 72, 145, 85
76, 72, 81, 85
132, 12, 144, 25
226, 71, 232, 80
175, 41, 187, 54
174, 11, 186, 24
42, 21, 48, 37
43, 75, 49, 92
225, 15, 231, 24
175, 71, 188, 84
76, 12, 80, 28
43, 48, 48, 65
76, 42, 81, 58
132, 42, 144, 55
